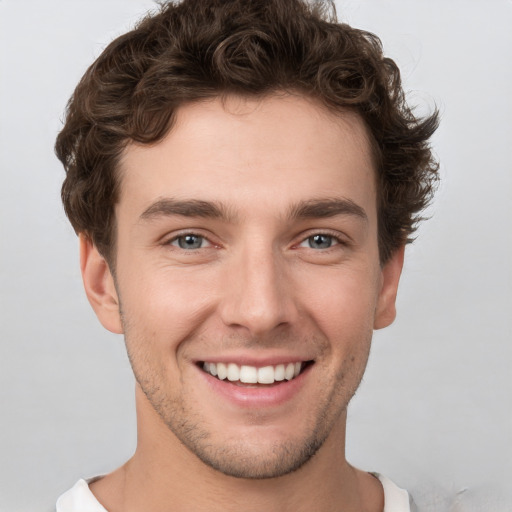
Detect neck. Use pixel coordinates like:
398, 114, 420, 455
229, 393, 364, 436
90, 388, 383, 512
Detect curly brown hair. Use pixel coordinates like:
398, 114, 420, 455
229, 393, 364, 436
56, 0, 439, 265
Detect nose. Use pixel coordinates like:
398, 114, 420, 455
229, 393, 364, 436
218, 244, 297, 336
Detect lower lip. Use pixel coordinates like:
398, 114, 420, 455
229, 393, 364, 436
198, 364, 312, 408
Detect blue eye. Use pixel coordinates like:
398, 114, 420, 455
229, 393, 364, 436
301, 234, 337, 249
171, 234, 207, 250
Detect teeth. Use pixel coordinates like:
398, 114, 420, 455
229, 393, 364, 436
240, 365, 258, 384
274, 364, 285, 381
257, 366, 274, 384
284, 363, 295, 380
227, 363, 239, 382
202, 361, 307, 384
217, 362, 227, 380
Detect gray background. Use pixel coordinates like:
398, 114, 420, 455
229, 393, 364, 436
0, 1, 511, 511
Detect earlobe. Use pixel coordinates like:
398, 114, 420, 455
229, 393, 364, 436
79, 234, 123, 334
374, 246, 405, 330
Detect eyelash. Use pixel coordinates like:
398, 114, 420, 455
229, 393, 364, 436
165, 230, 347, 251
166, 232, 213, 250
297, 232, 344, 250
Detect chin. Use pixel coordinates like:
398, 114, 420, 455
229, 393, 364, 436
185, 433, 327, 479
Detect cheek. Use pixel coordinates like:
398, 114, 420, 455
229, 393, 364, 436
297, 265, 380, 343
118, 262, 219, 346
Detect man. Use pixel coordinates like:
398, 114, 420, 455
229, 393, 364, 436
55, 0, 438, 510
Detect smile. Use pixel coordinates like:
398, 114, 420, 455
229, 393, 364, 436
201, 361, 312, 385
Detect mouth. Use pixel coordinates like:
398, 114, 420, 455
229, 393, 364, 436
199, 360, 314, 386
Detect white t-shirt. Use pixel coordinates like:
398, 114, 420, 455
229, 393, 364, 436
56, 473, 414, 512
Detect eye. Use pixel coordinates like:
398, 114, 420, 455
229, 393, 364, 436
169, 234, 210, 250
299, 234, 339, 250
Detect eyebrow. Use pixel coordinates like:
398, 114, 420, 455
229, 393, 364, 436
139, 197, 367, 224
288, 198, 368, 222
140, 198, 235, 222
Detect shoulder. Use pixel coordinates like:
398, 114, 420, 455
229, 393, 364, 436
56, 473, 416, 512
56, 478, 107, 512
373, 473, 417, 512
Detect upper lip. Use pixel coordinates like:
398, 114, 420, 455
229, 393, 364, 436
194, 354, 315, 367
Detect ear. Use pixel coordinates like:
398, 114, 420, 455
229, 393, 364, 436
79, 234, 123, 334
374, 246, 405, 330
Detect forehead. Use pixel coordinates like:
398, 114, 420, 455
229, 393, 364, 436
118, 94, 376, 220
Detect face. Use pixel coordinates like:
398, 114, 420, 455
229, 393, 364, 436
82, 94, 403, 479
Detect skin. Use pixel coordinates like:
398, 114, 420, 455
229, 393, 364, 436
81, 93, 404, 512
